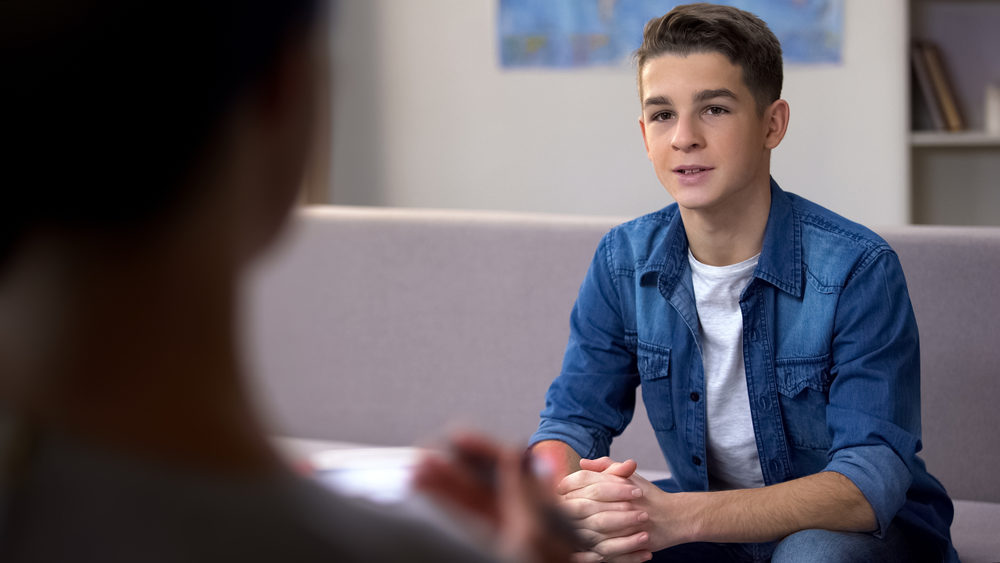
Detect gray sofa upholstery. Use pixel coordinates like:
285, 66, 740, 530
246, 206, 1000, 562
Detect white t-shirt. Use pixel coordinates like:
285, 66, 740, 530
688, 250, 765, 490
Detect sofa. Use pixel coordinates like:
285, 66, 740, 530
246, 205, 1000, 562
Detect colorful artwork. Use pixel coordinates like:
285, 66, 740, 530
499, 0, 843, 68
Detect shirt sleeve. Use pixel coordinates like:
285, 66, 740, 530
529, 233, 641, 459
823, 248, 922, 538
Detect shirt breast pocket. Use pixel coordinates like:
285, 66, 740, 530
637, 341, 675, 431
775, 356, 833, 451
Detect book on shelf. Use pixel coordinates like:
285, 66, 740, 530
911, 41, 945, 130
912, 40, 964, 132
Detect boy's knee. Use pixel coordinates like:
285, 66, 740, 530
771, 529, 882, 563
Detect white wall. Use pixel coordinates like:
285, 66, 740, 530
328, 0, 909, 226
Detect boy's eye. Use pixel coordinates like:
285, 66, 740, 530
705, 106, 728, 116
651, 111, 674, 122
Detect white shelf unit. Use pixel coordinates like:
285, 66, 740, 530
909, 0, 1000, 226
911, 131, 1000, 147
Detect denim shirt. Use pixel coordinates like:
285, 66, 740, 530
531, 181, 955, 559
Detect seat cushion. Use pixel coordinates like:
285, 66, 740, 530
952, 500, 1000, 563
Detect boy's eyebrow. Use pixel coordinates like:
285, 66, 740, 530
643, 88, 738, 109
643, 95, 672, 108
694, 88, 738, 102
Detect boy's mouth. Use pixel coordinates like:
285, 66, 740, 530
674, 164, 712, 176
673, 165, 713, 175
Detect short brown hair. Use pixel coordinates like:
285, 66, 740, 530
634, 3, 783, 112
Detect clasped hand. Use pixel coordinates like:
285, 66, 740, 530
556, 457, 685, 563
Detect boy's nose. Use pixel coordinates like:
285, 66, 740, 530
671, 115, 704, 151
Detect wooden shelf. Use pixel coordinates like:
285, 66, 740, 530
909, 0, 1000, 225
911, 131, 1000, 147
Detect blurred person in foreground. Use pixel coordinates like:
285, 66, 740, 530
0, 1, 572, 561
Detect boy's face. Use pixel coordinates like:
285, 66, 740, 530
638, 51, 782, 216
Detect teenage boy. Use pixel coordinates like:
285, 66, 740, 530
529, 4, 956, 562
0, 1, 571, 561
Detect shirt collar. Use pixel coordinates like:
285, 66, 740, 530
755, 178, 803, 297
655, 177, 803, 298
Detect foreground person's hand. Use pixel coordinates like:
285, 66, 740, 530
414, 433, 578, 562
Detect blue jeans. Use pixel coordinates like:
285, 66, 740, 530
650, 525, 930, 563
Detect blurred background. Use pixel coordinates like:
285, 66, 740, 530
302, 0, 1000, 227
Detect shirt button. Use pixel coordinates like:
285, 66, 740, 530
750, 329, 759, 340
692, 456, 702, 466
690, 392, 700, 402
756, 395, 771, 411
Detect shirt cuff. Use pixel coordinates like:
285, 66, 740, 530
825, 445, 911, 538
529, 418, 612, 460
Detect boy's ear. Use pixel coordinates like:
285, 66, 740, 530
763, 99, 790, 150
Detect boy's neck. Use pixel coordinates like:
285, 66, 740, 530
680, 182, 772, 267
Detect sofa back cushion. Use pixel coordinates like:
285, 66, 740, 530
247, 208, 1000, 502
246, 206, 669, 470
879, 227, 1000, 503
